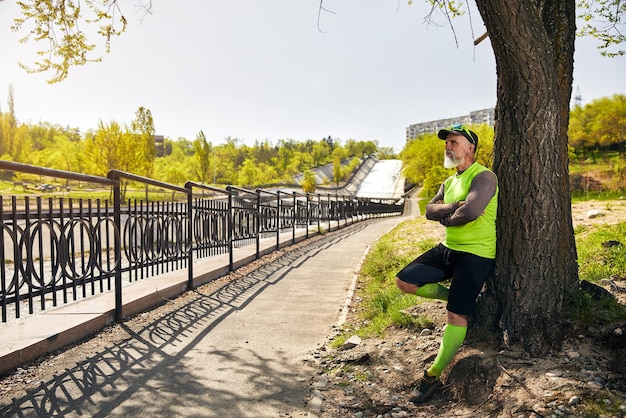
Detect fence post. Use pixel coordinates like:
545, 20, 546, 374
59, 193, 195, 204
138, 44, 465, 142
291, 192, 296, 244
227, 188, 234, 271
275, 192, 281, 250
186, 184, 194, 290
256, 189, 261, 259
317, 193, 321, 233
328, 195, 333, 232
305, 193, 310, 240
110, 175, 123, 322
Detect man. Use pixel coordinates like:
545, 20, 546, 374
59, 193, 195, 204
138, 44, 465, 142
395, 124, 498, 404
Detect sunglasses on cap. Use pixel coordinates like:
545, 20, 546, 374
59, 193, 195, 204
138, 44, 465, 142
448, 124, 478, 146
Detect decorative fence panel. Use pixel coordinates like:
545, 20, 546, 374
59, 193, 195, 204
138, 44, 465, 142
0, 160, 404, 324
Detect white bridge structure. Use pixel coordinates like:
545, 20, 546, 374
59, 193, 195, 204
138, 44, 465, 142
355, 159, 405, 201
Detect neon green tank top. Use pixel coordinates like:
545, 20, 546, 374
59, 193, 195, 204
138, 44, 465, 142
443, 162, 498, 259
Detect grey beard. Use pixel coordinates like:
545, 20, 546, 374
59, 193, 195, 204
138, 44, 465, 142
444, 155, 460, 169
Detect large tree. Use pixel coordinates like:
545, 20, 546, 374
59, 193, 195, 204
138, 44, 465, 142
471, 1, 580, 355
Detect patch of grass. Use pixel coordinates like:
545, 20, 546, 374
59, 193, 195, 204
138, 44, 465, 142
576, 222, 626, 283
566, 220, 626, 325
350, 370, 372, 382
330, 335, 347, 349
571, 190, 625, 202
565, 287, 626, 326
581, 394, 626, 417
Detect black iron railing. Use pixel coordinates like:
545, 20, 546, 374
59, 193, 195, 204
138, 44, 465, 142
0, 160, 403, 323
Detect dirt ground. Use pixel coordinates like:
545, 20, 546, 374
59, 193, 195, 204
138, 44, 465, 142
309, 199, 626, 417
1, 200, 625, 417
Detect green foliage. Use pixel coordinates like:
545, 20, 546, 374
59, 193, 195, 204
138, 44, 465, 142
332, 147, 348, 185
193, 131, 213, 184
400, 133, 444, 186
131, 106, 156, 179
345, 139, 379, 158
422, 165, 450, 197
84, 120, 143, 175
0, 88, 385, 188
301, 170, 316, 193
577, 0, 626, 57
11, 0, 131, 83
472, 124, 495, 168
569, 94, 626, 158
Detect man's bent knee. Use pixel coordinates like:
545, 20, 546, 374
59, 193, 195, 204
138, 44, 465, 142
396, 277, 417, 294
447, 310, 468, 327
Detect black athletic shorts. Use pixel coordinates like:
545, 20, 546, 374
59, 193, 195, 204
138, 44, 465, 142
396, 243, 494, 316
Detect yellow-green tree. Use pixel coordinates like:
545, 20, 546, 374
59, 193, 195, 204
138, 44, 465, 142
131, 107, 156, 175
331, 147, 348, 186
84, 120, 142, 198
400, 133, 444, 186
569, 94, 626, 158
193, 131, 212, 184
131, 106, 156, 199
301, 170, 316, 193
0, 85, 19, 160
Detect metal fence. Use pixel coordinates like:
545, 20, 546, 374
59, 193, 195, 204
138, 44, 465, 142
0, 160, 403, 324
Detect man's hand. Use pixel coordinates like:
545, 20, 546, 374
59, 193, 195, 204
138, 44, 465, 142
436, 200, 465, 207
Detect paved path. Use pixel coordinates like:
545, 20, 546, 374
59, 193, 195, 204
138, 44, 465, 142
0, 215, 408, 418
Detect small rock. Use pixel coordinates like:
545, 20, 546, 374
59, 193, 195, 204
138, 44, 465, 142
342, 335, 362, 350
420, 328, 433, 336
568, 395, 581, 406
587, 381, 604, 389
601, 240, 623, 248
614, 328, 623, 336
532, 403, 546, 413
586, 209, 605, 219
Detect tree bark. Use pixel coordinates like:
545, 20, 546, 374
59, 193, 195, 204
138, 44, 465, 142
472, 0, 579, 355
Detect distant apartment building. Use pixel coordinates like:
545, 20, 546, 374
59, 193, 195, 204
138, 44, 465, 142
406, 108, 495, 142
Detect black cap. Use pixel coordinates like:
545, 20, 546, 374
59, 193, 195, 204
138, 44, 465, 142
437, 124, 478, 148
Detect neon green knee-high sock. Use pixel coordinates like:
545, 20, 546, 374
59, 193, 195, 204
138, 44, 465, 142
415, 283, 449, 301
427, 324, 467, 378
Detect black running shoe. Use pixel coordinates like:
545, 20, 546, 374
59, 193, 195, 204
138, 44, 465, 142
409, 370, 442, 404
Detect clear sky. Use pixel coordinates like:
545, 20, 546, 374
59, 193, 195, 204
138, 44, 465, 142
0, 1, 624, 152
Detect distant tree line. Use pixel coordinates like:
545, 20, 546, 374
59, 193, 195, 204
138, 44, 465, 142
0, 86, 395, 190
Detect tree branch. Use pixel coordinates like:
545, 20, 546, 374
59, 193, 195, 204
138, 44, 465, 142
317, 0, 337, 33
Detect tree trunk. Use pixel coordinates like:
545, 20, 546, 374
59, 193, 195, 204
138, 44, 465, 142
472, 0, 579, 355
